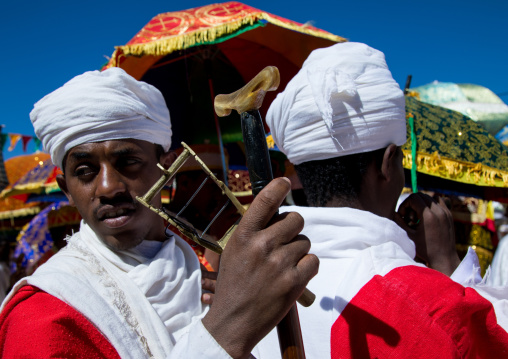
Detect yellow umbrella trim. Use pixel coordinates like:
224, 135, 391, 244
403, 150, 508, 188
0, 181, 60, 198
0, 206, 41, 220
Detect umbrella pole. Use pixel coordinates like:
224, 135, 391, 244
205, 60, 229, 186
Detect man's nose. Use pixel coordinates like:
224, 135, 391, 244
95, 164, 127, 198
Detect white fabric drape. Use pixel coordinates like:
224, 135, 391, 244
1, 221, 225, 358
254, 206, 508, 358
266, 42, 406, 165
30, 68, 172, 168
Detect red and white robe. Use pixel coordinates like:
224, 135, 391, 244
0, 221, 230, 358
254, 206, 508, 358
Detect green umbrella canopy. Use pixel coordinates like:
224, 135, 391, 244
403, 96, 508, 200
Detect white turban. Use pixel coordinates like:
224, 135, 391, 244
30, 67, 172, 168
266, 42, 406, 165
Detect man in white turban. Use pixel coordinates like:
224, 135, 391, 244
255, 42, 508, 358
0, 67, 318, 358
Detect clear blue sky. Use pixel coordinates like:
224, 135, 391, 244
1, 0, 507, 160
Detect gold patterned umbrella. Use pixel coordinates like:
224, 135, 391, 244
403, 96, 508, 201
411, 82, 508, 137
403, 96, 508, 272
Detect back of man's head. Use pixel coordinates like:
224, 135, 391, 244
266, 42, 406, 208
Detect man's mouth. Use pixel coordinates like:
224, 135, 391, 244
102, 208, 130, 219
96, 204, 137, 228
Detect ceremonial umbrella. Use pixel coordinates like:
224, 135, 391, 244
0, 153, 51, 241
3, 153, 50, 185
0, 153, 51, 218
12, 201, 81, 274
0, 158, 61, 200
411, 82, 508, 137
104, 1, 345, 177
403, 95, 508, 201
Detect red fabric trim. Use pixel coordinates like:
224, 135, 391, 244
331, 266, 508, 358
0, 285, 120, 358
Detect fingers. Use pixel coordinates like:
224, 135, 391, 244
297, 253, 320, 283
271, 234, 319, 297
201, 274, 217, 294
276, 234, 311, 265
398, 193, 431, 219
397, 192, 446, 228
264, 211, 305, 245
395, 192, 457, 272
201, 293, 214, 305
435, 197, 454, 227
201, 267, 217, 305
201, 266, 218, 280
202, 178, 316, 356
238, 177, 291, 234
393, 212, 411, 232
201, 265, 217, 294
233, 178, 303, 254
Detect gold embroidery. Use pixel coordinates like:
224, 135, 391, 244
403, 97, 508, 188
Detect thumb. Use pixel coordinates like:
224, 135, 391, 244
237, 177, 291, 234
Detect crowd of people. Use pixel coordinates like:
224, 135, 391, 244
1, 41, 508, 358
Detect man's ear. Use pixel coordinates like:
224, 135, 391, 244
380, 144, 399, 181
56, 174, 75, 206
160, 150, 178, 170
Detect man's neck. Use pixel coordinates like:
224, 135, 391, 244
323, 196, 395, 221
324, 197, 362, 210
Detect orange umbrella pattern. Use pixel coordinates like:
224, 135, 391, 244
0, 153, 50, 221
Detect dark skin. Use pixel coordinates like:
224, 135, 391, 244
325, 144, 460, 276
56, 139, 174, 250
202, 176, 317, 358
57, 139, 318, 358
395, 193, 460, 276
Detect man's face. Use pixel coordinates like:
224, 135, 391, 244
57, 139, 171, 250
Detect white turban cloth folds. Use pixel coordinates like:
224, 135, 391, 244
266, 42, 406, 165
30, 67, 172, 168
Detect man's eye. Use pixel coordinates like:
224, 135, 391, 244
74, 166, 96, 178
118, 158, 141, 168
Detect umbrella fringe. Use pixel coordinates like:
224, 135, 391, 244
0, 206, 41, 220
403, 150, 508, 188
109, 12, 345, 65
0, 181, 60, 199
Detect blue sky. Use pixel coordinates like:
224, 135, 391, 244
1, 0, 507, 160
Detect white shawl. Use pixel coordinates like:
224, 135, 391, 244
2, 221, 208, 358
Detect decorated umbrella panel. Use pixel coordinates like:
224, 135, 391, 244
104, 1, 346, 151
411, 82, 508, 137
13, 202, 81, 274
0, 158, 62, 201
403, 96, 508, 201
3, 153, 50, 185
0, 154, 51, 233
